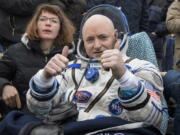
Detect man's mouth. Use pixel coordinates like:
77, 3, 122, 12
93, 51, 103, 57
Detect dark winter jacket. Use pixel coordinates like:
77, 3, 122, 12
155, 0, 174, 36
0, 35, 75, 113
147, 0, 173, 36
147, 0, 174, 60
87, 0, 149, 34
146, 0, 166, 8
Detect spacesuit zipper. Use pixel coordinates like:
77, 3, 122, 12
84, 76, 115, 112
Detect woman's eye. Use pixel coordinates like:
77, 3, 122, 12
39, 17, 46, 22
51, 19, 59, 23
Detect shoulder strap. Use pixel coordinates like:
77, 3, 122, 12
84, 75, 115, 113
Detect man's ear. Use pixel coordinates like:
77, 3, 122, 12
114, 29, 118, 40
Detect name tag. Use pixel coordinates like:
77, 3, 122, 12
90, 63, 102, 69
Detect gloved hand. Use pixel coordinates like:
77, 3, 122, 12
45, 102, 79, 125
30, 124, 63, 135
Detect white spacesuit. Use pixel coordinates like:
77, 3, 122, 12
27, 55, 168, 134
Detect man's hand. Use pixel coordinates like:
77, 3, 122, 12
2, 85, 21, 109
101, 49, 126, 79
43, 46, 69, 79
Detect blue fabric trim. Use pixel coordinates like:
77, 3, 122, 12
131, 68, 142, 74
144, 105, 159, 122
118, 81, 142, 100
31, 81, 53, 94
89, 60, 100, 63
30, 79, 59, 101
125, 64, 132, 70
119, 82, 145, 104
67, 64, 81, 69
151, 101, 163, 112
118, 88, 139, 99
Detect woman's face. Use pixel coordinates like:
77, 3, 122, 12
37, 11, 60, 41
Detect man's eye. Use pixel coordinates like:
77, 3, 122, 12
86, 38, 94, 43
100, 36, 108, 40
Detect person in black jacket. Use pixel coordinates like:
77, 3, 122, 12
146, 0, 174, 71
0, 4, 75, 118
86, 0, 149, 34
0, 0, 87, 51
0, 0, 50, 50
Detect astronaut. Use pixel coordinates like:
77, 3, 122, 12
27, 5, 168, 135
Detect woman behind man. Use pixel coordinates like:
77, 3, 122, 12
0, 3, 75, 118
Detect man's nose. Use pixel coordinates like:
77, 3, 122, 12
94, 39, 101, 48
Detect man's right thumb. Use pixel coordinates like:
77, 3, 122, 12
62, 46, 69, 57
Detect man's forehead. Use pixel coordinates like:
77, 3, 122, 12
86, 14, 112, 22
82, 14, 115, 31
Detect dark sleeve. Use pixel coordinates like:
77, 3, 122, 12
139, 0, 149, 32
162, 0, 174, 21
0, 0, 49, 16
146, 0, 153, 6
155, 22, 169, 36
163, 70, 180, 88
0, 49, 16, 96
163, 70, 180, 101
154, 0, 173, 36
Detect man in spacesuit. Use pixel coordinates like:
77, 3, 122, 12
26, 5, 168, 135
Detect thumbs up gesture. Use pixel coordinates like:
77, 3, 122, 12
43, 46, 69, 79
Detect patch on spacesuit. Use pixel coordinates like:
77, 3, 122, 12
90, 62, 102, 68
109, 99, 123, 115
72, 91, 92, 103
147, 90, 160, 102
